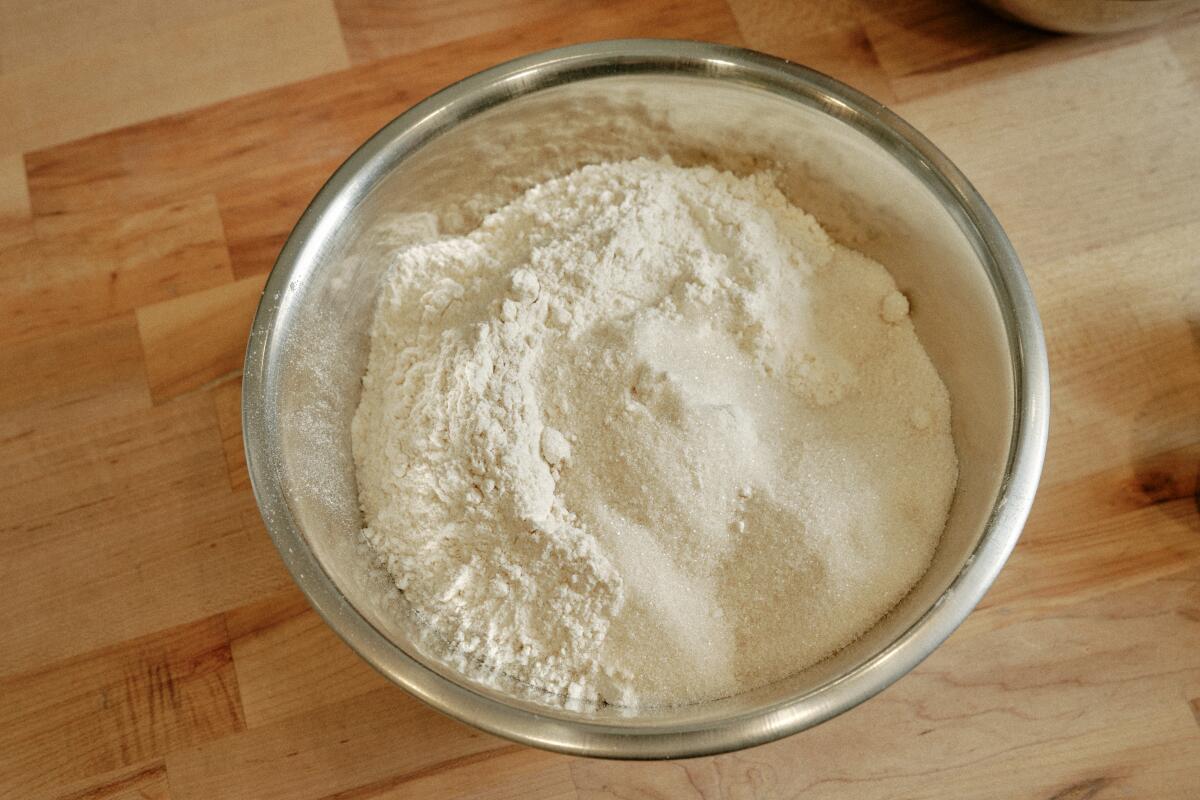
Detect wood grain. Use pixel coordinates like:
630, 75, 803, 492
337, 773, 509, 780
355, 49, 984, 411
0, 151, 32, 247
40, 761, 172, 800
873, 21, 1159, 103
222, 585, 312, 642
23, 0, 743, 277
0, 152, 30, 217
0, 0, 255, 73
343, 747, 576, 800
573, 569, 1200, 799
0, 315, 151, 441
213, 377, 250, 492
334, 0, 578, 65
975, 219, 1200, 612
0, 616, 241, 797
0, 195, 233, 345
1169, 22, 1200, 86
728, 0, 896, 103
0, 395, 291, 676
857, 0, 1050, 94
0, 0, 350, 154
895, 36, 1200, 267
1, 1, 1198, 797
1029, 220, 1200, 489
136, 276, 266, 403
163, 688, 505, 800
230, 609, 392, 729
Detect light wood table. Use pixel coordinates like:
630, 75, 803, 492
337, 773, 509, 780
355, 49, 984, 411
1, 2, 1198, 798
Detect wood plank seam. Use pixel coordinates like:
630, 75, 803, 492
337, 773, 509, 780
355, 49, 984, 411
2, 3, 1199, 798
315, 744, 526, 800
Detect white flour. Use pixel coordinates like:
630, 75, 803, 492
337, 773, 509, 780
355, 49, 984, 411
351, 158, 958, 708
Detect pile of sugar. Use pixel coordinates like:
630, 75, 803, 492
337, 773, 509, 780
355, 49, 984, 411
351, 158, 958, 708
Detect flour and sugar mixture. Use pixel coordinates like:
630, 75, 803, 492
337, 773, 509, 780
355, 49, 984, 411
351, 157, 958, 708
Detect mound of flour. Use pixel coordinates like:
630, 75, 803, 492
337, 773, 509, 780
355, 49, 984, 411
351, 158, 957, 708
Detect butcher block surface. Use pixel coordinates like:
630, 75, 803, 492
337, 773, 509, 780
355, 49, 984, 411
1, 1, 1198, 797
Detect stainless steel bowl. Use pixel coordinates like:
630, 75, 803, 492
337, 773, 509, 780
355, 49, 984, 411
977, 0, 1195, 34
243, 40, 1049, 759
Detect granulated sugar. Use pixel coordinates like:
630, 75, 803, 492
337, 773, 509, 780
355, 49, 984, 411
351, 158, 958, 708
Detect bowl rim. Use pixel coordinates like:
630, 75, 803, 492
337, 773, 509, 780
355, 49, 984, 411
242, 38, 1050, 760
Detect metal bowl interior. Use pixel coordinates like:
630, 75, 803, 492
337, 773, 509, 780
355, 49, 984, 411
243, 40, 1049, 759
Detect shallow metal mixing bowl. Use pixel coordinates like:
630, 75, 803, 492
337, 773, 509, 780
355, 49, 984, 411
243, 40, 1049, 759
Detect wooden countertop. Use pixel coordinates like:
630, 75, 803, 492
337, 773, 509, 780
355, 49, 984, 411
2, 1, 1198, 797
